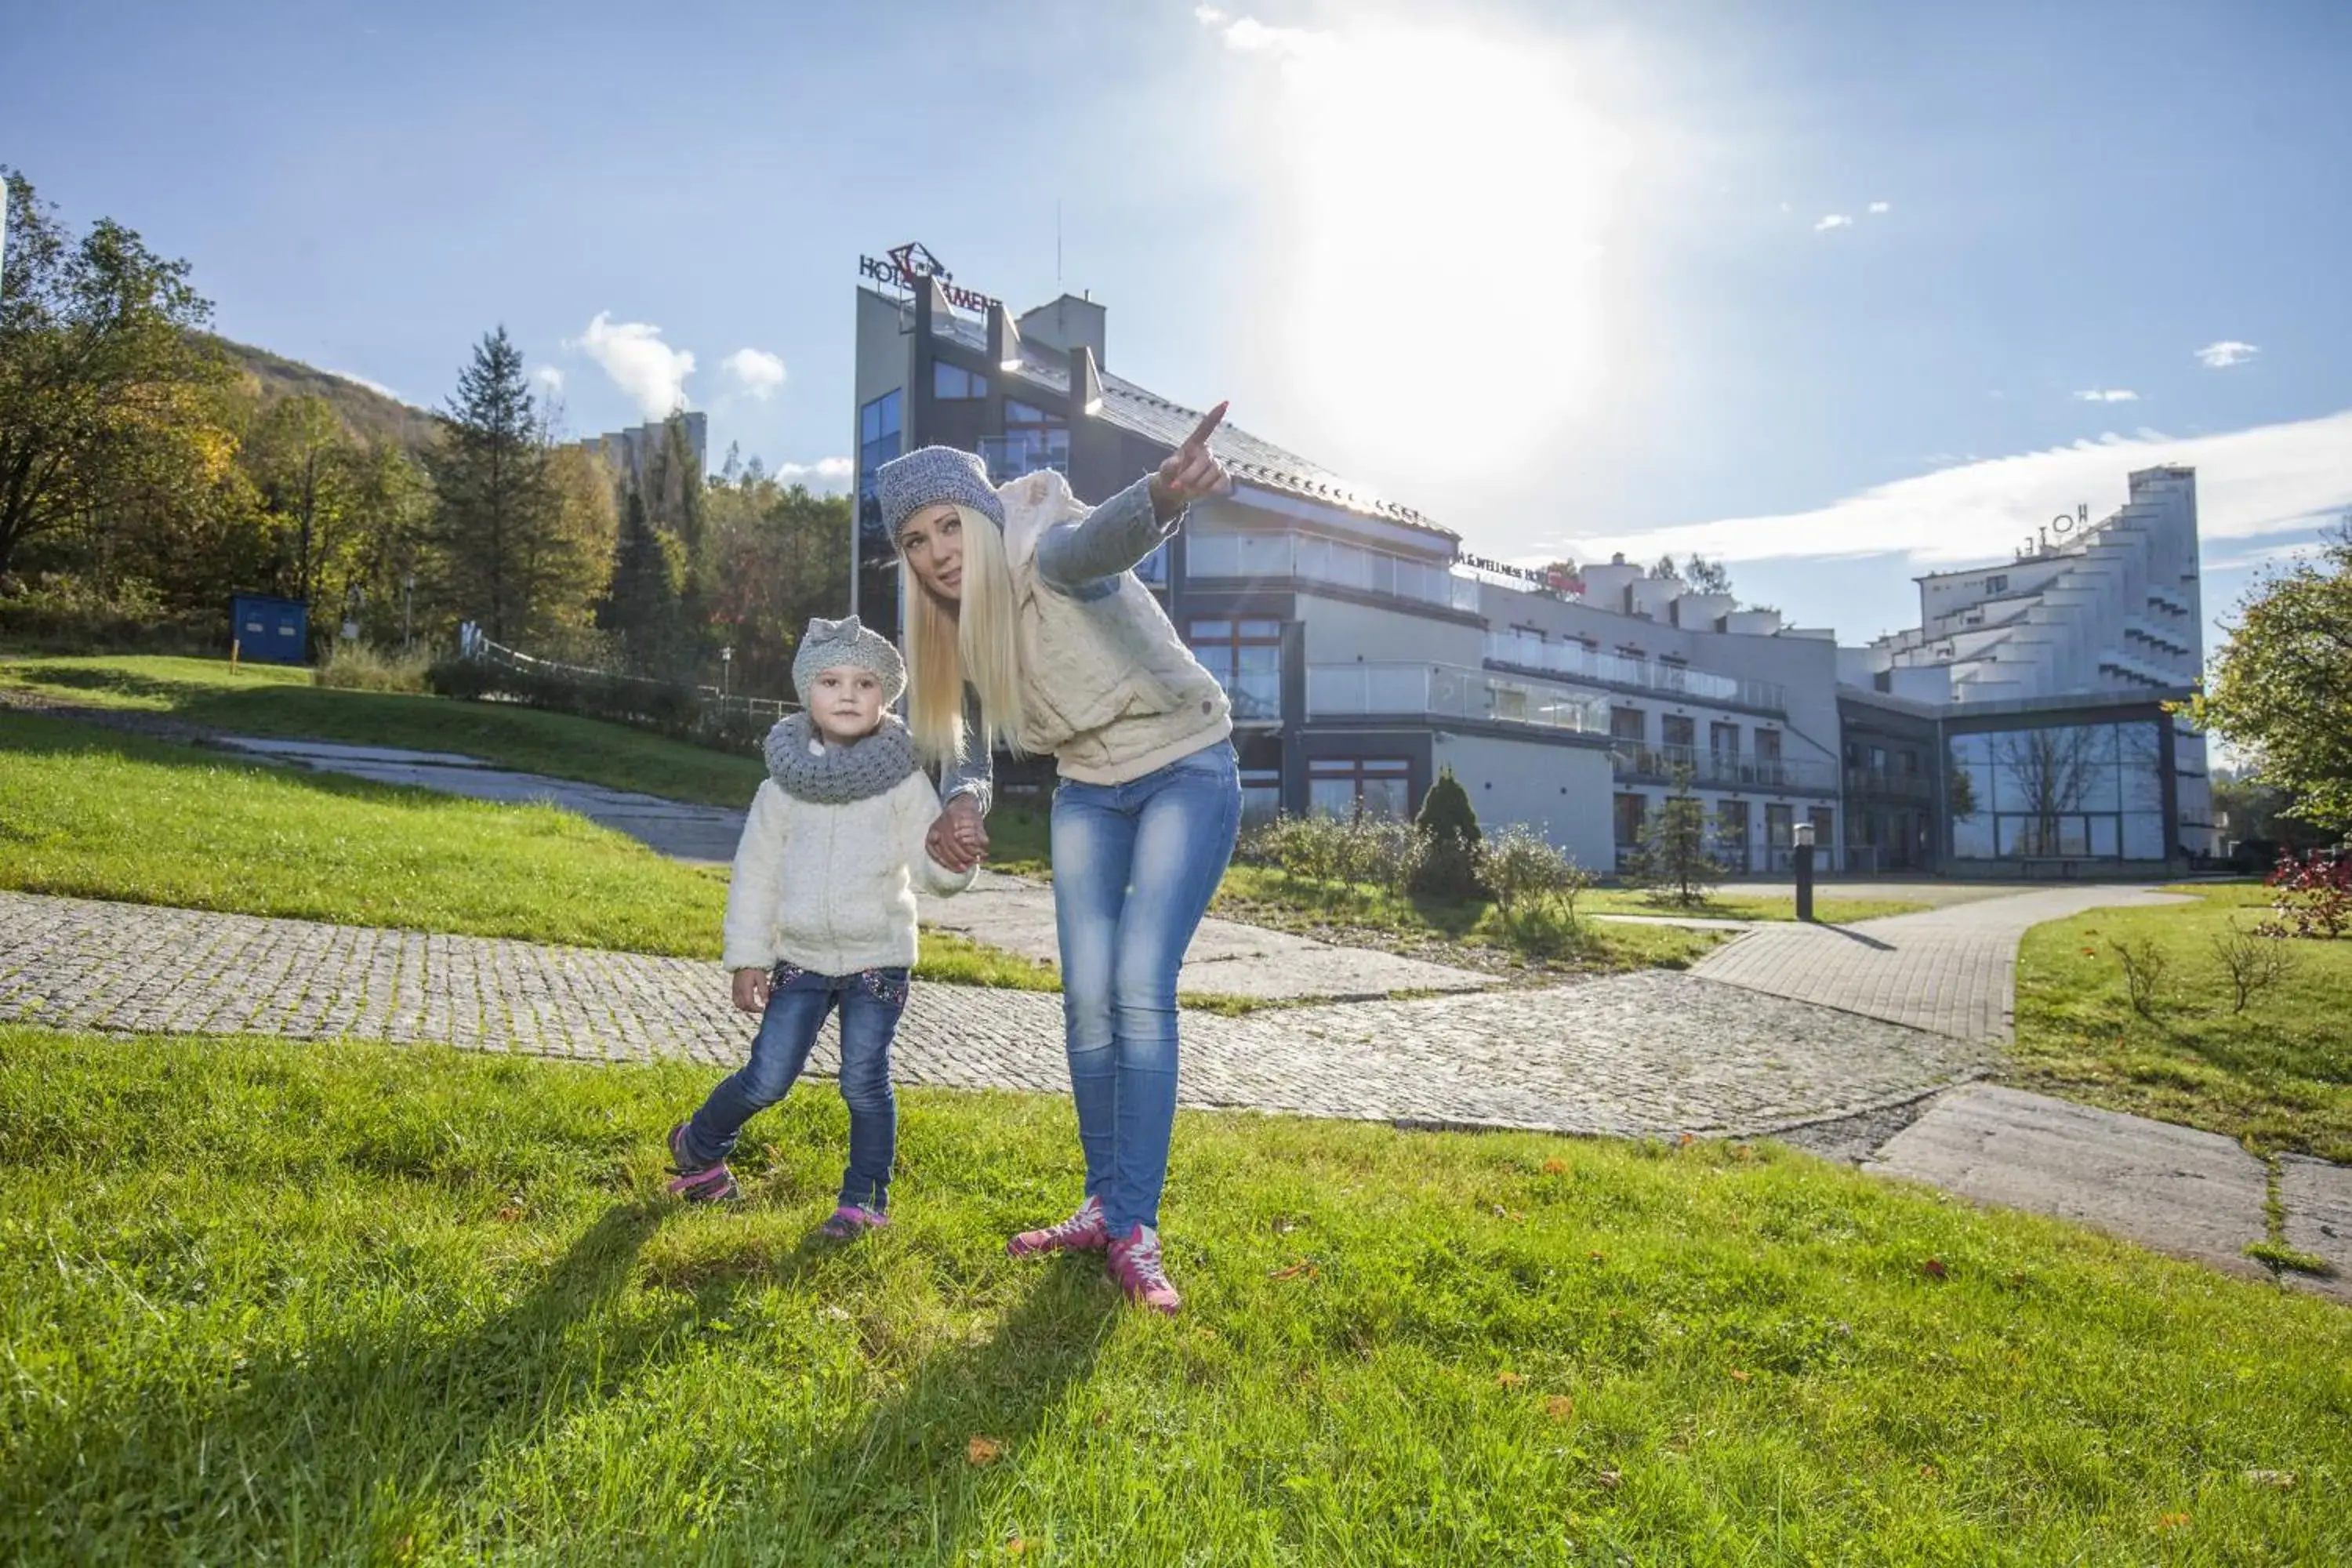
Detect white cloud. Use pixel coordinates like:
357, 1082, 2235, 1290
721, 347, 786, 401
1565, 408, 2352, 571
1867, 200, 1892, 214
533, 365, 564, 394
569, 311, 695, 419
1814, 213, 1853, 232
774, 456, 854, 493
2073, 388, 2139, 403
326, 368, 401, 401
2195, 339, 2260, 369
1197, 5, 1327, 59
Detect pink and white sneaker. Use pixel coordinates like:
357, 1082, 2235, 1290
1105, 1225, 1182, 1316
818, 1204, 889, 1240
1005, 1195, 1110, 1259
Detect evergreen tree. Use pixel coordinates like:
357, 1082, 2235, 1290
599, 485, 681, 674
1411, 765, 1484, 898
1628, 766, 1722, 906
427, 326, 568, 643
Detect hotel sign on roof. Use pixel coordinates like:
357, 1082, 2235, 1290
858, 242, 1001, 315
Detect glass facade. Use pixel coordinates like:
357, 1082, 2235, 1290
1309, 757, 1411, 819
933, 362, 988, 400
856, 390, 903, 560
1947, 720, 2167, 862
1188, 618, 1283, 721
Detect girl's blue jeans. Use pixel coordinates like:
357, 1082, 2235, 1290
1050, 741, 1242, 1237
681, 964, 907, 1212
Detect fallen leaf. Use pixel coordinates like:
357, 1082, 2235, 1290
2158, 1512, 2191, 1530
1269, 1261, 1319, 1281
1922, 1258, 1948, 1280
1589, 1252, 1606, 1264
1595, 1469, 1623, 1490
1542, 1159, 1568, 1174
1728, 1369, 1751, 1384
967, 1436, 1003, 1467
2080, 946, 2097, 956
2245, 1469, 2296, 1491
1678, 1133, 1696, 1147
495, 1204, 524, 1223
1546, 1395, 1576, 1422
1004, 1537, 1027, 1555
1918, 1463, 1940, 1480
1497, 1370, 1527, 1388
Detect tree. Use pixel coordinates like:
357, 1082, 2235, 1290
1628, 767, 1722, 906
1411, 765, 1483, 898
245, 395, 357, 608
0, 169, 237, 580
598, 485, 682, 673
2194, 524, 2352, 834
704, 473, 851, 696
427, 327, 571, 643
1652, 554, 1680, 580
1685, 554, 1733, 597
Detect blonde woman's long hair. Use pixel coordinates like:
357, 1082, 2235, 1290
902, 504, 1029, 766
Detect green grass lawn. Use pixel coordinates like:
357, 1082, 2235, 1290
1578, 889, 1933, 924
0, 711, 1051, 995
2013, 884, 2352, 1163
0, 652, 769, 808
2, 1029, 2345, 1565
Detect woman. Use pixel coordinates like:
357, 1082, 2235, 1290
875, 407, 1239, 1315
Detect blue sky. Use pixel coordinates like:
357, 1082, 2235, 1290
9, 0, 2349, 643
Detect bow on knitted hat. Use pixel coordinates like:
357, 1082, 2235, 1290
790, 615, 906, 706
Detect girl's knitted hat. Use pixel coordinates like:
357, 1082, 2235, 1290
791, 615, 906, 706
875, 446, 1005, 540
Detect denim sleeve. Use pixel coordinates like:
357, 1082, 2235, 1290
935, 688, 994, 816
1033, 474, 1183, 592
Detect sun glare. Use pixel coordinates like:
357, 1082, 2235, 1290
1208, 13, 1649, 495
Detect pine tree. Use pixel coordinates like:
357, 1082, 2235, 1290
428, 327, 572, 642
1628, 766, 1723, 906
1411, 765, 1484, 897
599, 485, 681, 674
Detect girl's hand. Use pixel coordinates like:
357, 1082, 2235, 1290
927, 795, 989, 872
1149, 402, 1234, 520
731, 967, 772, 1013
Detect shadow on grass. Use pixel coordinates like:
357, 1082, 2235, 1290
5, 1181, 1119, 1562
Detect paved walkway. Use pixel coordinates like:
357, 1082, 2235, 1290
216, 737, 1494, 1003
0, 891, 1991, 1138
1693, 885, 2192, 1040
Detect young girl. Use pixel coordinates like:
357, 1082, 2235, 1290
666, 615, 975, 1234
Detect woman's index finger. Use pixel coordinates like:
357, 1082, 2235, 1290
1184, 401, 1229, 451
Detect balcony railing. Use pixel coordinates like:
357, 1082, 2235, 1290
1610, 743, 1835, 793
1188, 530, 1482, 614
1484, 631, 1787, 713
1308, 662, 1606, 733
1845, 766, 1934, 800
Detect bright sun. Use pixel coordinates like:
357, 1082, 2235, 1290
1200, 7, 1651, 503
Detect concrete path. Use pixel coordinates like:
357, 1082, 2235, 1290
0, 891, 1993, 1140
1866, 1084, 2348, 1305
215, 736, 1495, 1004
1693, 884, 2192, 1040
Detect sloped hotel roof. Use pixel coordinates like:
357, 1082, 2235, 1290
930, 310, 1455, 543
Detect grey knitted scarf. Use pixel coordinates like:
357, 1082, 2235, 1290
762, 711, 920, 804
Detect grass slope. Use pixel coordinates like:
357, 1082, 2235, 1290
2014, 884, 2352, 1162
2, 1029, 2345, 1565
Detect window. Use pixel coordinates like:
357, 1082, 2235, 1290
1189, 619, 1283, 721
1240, 768, 1282, 827
1809, 808, 1836, 855
1662, 714, 1696, 750
1710, 722, 1740, 760
1716, 799, 1751, 873
933, 361, 989, 400
1309, 757, 1411, 819
982, 398, 1069, 482
1984, 574, 2009, 594
1755, 730, 1782, 764
1948, 720, 2169, 862
1610, 706, 1646, 742
856, 390, 904, 551
1613, 793, 1647, 848
1766, 803, 1794, 848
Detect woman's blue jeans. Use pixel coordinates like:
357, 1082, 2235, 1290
1050, 742, 1242, 1236
681, 964, 907, 1211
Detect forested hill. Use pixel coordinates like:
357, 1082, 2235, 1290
206, 335, 442, 452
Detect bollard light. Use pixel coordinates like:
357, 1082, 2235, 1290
1792, 822, 1817, 923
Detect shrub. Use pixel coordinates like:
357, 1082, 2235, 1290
2263, 852, 2352, 940
1412, 766, 1483, 898
0, 574, 218, 655
2112, 935, 2170, 1020
426, 652, 781, 758
2209, 920, 2299, 1014
1481, 825, 1594, 956
1237, 811, 1422, 903
314, 642, 434, 693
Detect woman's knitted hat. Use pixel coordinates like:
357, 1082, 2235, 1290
791, 615, 906, 706
875, 445, 1005, 540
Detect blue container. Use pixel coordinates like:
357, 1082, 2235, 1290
230, 594, 310, 665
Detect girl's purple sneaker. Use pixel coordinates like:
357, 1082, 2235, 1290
818, 1204, 889, 1240
1105, 1224, 1182, 1316
665, 1120, 740, 1204
1006, 1195, 1109, 1259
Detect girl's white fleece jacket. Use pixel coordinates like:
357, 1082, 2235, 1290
720, 771, 978, 976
